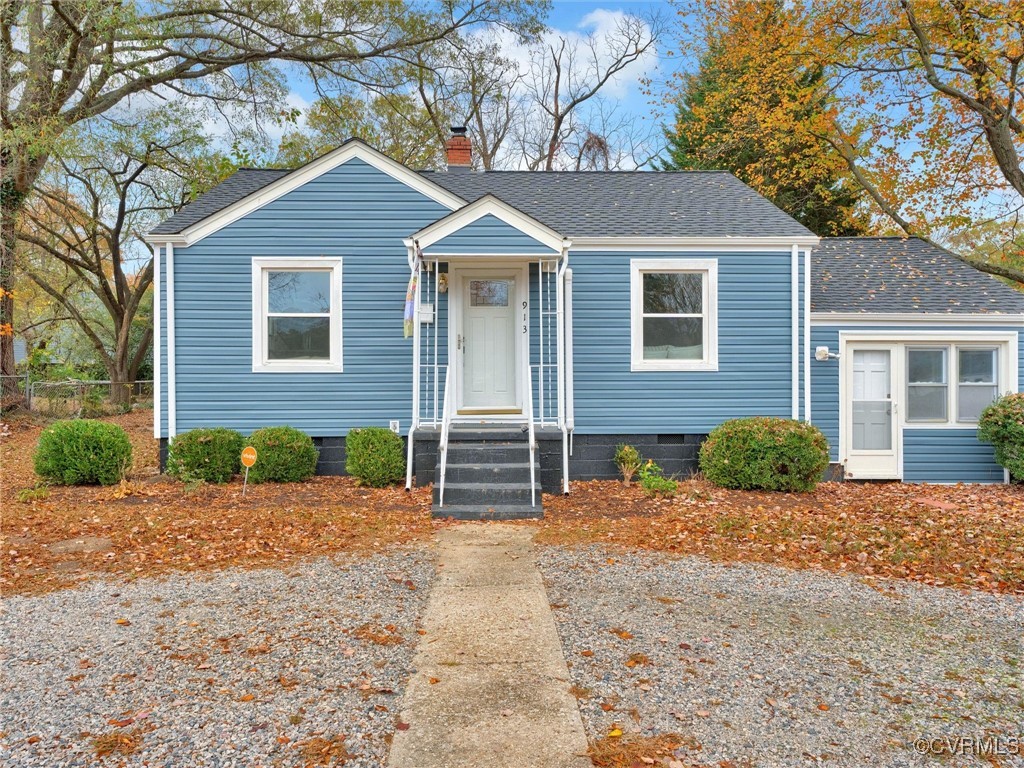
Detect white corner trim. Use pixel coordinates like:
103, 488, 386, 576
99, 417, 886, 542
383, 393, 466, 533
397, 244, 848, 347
251, 257, 344, 373
791, 245, 799, 420
152, 244, 161, 439
413, 194, 565, 253
629, 258, 719, 372
144, 141, 465, 246
572, 236, 820, 252
804, 248, 811, 423
812, 312, 1024, 326
165, 242, 177, 439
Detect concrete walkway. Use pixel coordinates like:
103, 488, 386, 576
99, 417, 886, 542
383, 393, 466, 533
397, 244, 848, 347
387, 523, 591, 768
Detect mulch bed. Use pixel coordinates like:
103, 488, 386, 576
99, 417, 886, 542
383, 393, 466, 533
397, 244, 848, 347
1, 411, 439, 597
535, 478, 1024, 595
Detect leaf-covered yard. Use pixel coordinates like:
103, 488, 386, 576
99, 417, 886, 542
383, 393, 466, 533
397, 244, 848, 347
536, 479, 1024, 595
1, 411, 436, 597
4, 412, 1024, 598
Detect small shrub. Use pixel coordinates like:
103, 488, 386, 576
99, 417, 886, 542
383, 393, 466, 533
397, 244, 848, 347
167, 427, 244, 483
34, 419, 133, 486
699, 416, 829, 492
638, 459, 678, 498
345, 427, 406, 487
246, 426, 318, 483
17, 484, 50, 503
613, 444, 642, 486
978, 393, 1024, 480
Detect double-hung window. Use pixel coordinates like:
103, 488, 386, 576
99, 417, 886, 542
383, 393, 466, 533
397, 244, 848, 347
957, 348, 998, 422
630, 259, 718, 371
905, 343, 1003, 424
906, 348, 948, 422
252, 258, 342, 372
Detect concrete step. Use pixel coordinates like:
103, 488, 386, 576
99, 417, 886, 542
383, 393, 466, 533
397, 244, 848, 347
434, 482, 537, 506
446, 427, 530, 442
446, 443, 531, 464
436, 462, 539, 484
430, 503, 543, 521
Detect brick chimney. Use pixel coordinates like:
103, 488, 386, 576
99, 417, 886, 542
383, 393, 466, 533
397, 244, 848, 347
446, 126, 472, 170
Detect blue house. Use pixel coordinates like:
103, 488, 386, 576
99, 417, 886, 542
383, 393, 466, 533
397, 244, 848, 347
145, 132, 1024, 517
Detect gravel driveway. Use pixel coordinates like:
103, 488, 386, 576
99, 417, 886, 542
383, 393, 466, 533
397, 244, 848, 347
1, 550, 432, 767
538, 546, 1024, 768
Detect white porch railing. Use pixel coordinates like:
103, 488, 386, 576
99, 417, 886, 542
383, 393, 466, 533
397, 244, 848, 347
436, 365, 454, 508
525, 364, 537, 507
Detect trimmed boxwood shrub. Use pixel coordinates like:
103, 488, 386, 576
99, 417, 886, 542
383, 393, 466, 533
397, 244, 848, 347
346, 427, 406, 487
699, 416, 829, 492
34, 419, 133, 486
167, 427, 244, 483
246, 426, 318, 483
978, 392, 1024, 481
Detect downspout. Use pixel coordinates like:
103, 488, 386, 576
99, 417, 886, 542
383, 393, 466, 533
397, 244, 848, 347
791, 244, 799, 420
804, 247, 812, 423
165, 242, 177, 438
152, 243, 161, 440
557, 241, 572, 494
404, 239, 419, 491
563, 261, 575, 488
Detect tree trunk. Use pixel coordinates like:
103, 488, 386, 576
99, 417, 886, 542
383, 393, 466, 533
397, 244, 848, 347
0, 199, 23, 407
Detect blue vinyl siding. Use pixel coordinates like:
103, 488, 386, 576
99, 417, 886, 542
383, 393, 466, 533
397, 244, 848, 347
903, 430, 1004, 483
162, 157, 451, 436
810, 323, 1021, 481
423, 214, 558, 256
570, 251, 794, 433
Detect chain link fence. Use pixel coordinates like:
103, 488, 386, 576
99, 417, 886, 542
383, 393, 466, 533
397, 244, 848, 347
25, 380, 153, 419
0, 374, 31, 416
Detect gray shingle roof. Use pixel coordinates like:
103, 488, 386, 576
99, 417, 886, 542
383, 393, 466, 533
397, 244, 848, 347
813, 237, 1024, 314
421, 170, 814, 238
149, 158, 814, 238
149, 168, 289, 235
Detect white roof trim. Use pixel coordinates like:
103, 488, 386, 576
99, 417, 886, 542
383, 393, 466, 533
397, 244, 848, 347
812, 312, 1024, 325
144, 140, 466, 246
570, 235, 820, 251
412, 194, 565, 254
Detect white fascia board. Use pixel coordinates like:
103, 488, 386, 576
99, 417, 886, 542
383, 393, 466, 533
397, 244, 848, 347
812, 312, 1024, 326
413, 194, 565, 253
570, 235, 820, 252
143, 141, 466, 246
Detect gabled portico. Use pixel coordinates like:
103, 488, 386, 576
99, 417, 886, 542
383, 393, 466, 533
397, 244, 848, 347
403, 194, 574, 512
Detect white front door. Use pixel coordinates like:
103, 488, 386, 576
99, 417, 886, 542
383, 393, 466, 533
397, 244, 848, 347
845, 346, 900, 478
457, 272, 520, 413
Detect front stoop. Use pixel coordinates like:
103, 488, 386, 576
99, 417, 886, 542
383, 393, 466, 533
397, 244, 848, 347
432, 427, 543, 520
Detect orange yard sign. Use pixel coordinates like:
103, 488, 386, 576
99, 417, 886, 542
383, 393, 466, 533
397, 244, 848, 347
241, 446, 257, 467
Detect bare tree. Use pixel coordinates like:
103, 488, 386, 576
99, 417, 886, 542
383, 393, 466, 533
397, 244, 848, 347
15, 112, 224, 403
514, 13, 661, 170
0, 0, 544, 396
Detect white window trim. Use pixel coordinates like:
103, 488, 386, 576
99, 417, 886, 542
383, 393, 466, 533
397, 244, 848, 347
839, 331, 1017, 432
905, 346, 949, 424
251, 257, 343, 373
955, 345, 999, 424
630, 258, 718, 372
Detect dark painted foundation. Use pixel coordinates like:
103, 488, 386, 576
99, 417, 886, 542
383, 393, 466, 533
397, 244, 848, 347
159, 436, 353, 477
160, 432, 711, 488
414, 430, 707, 492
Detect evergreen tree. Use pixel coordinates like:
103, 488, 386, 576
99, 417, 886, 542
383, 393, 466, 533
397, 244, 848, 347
662, 0, 869, 237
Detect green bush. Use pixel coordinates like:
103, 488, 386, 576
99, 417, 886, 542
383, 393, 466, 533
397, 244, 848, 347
699, 417, 829, 492
345, 427, 406, 487
613, 444, 642, 486
167, 427, 244, 483
638, 459, 678, 498
978, 393, 1024, 481
34, 419, 133, 486
246, 426, 319, 483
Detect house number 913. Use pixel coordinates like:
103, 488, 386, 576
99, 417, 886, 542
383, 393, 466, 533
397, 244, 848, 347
523, 301, 528, 333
